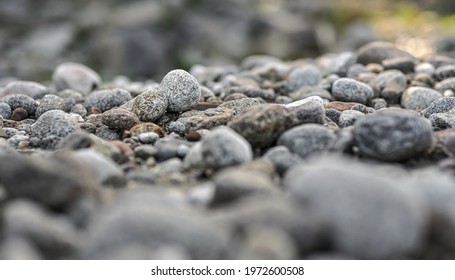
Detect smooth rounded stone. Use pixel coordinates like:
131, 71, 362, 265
218, 97, 261, 116
329, 52, 357, 76
130, 123, 165, 138
3, 200, 78, 259
356, 41, 414, 65
189, 126, 252, 170
0, 81, 50, 99
338, 110, 365, 128
138, 132, 159, 144
370, 98, 387, 110
346, 63, 368, 78
284, 156, 426, 259
435, 65, 455, 81
153, 138, 189, 162
10, 107, 28, 121
382, 56, 416, 73
289, 86, 333, 101
331, 78, 373, 104
284, 97, 325, 126
134, 144, 158, 160
325, 108, 341, 124
354, 110, 433, 161
132, 88, 168, 122
401, 87, 443, 110
286, 65, 322, 92
277, 124, 336, 158
211, 195, 323, 254
100, 108, 140, 132
1, 94, 38, 116
35, 94, 65, 118
70, 104, 87, 117
421, 97, 455, 118
73, 149, 125, 187
84, 88, 132, 113
0, 102, 11, 119
161, 69, 201, 112
52, 62, 101, 95
369, 70, 407, 104
30, 110, 79, 149
435, 77, 455, 93
0, 151, 99, 210
263, 145, 303, 175
415, 62, 435, 75
228, 104, 294, 148
79, 191, 227, 259
211, 168, 278, 207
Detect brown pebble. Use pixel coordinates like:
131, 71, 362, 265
325, 101, 362, 111
130, 123, 165, 137
185, 129, 201, 142
10, 108, 28, 121
17, 141, 30, 149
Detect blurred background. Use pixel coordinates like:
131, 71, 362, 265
1, 0, 455, 81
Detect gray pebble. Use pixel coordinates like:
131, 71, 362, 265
70, 104, 88, 117
263, 145, 303, 175
36, 94, 65, 118
277, 124, 336, 158
1, 94, 38, 116
285, 97, 325, 126
1, 81, 49, 99
356, 41, 414, 65
331, 78, 373, 104
325, 108, 341, 123
284, 156, 425, 259
421, 97, 455, 118
52, 62, 101, 95
95, 126, 120, 141
338, 110, 365, 128
370, 70, 407, 104
401, 87, 442, 110
0, 102, 12, 119
347, 64, 368, 78
435, 77, 455, 93
84, 88, 132, 113
382, 56, 415, 73
30, 110, 79, 149
138, 132, 159, 144
218, 98, 261, 116
228, 104, 294, 148
354, 110, 433, 161
287, 65, 322, 92
197, 126, 252, 170
436, 65, 455, 81
415, 62, 435, 75
161, 69, 201, 112
429, 108, 455, 129
370, 98, 387, 110
132, 88, 168, 122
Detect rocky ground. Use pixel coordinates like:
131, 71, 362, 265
2, 40, 455, 259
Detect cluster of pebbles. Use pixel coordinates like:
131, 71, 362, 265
3, 41, 455, 259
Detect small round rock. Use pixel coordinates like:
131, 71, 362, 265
132, 88, 168, 122
84, 88, 132, 113
286, 65, 322, 92
354, 110, 433, 161
161, 69, 201, 112
401, 87, 442, 110
35, 94, 66, 118
52, 62, 101, 95
331, 78, 374, 104
338, 110, 365, 128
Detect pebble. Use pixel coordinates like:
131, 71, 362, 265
1, 94, 38, 116
354, 110, 433, 161
100, 108, 140, 132
356, 41, 414, 65
285, 97, 325, 126
132, 88, 168, 122
263, 145, 303, 175
331, 78, 373, 104
35, 94, 66, 117
289, 86, 333, 101
138, 132, 160, 144
30, 110, 79, 149
338, 110, 365, 128
191, 126, 253, 170
130, 122, 165, 138
70, 104, 88, 117
421, 97, 455, 118
84, 88, 132, 113
277, 124, 336, 158
10, 108, 29, 121
382, 56, 416, 73
435, 77, 455, 93
284, 156, 425, 259
161, 69, 201, 112
435, 65, 455, 81
218, 98, 261, 116
286, 65, 322, 92
0, 81, 49, 99
401, 87, 442, 110
228, 104, 294, 148
211, 168, 278, 206
370, 70, 407, 104
95, 126, 120, 141
0, 102, 12, 119
52, 62, 101, 95
429, 109, 455, 129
